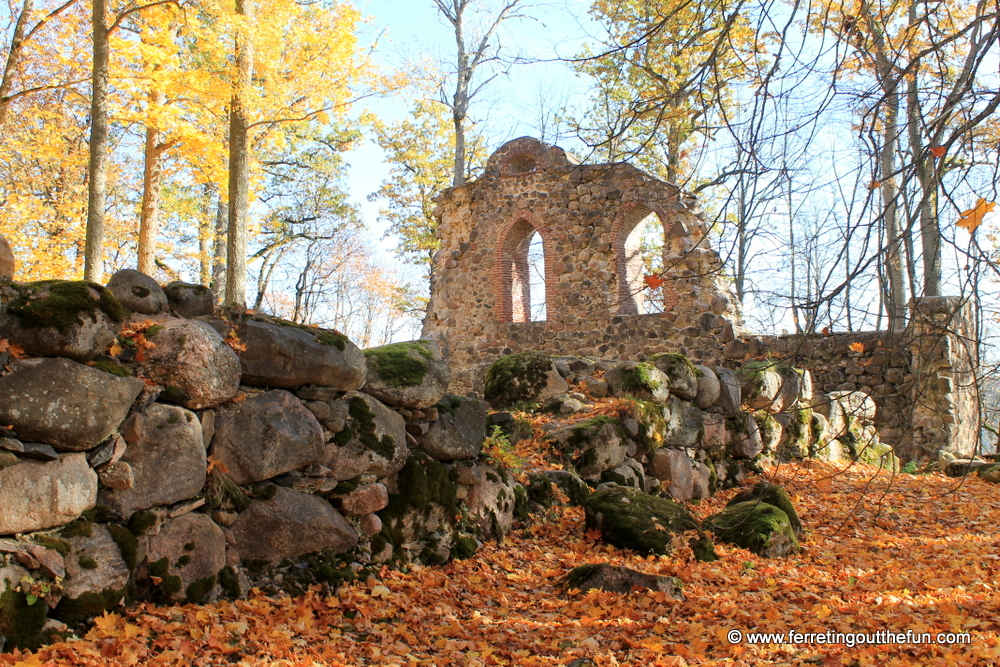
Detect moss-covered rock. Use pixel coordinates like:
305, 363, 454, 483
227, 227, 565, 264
544, 416, 627, 480
728, 482, 802, 538
362, 340, 449, 409
483, 352, 568, 408
0, 576, 50, 651
649, 353, 699, 400
562, 563, 684, 597
604, 362, 669, 403
583, 486, 712, 559
705, 501, 800, 558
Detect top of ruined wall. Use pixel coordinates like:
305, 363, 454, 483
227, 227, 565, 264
423, 137, 742, 393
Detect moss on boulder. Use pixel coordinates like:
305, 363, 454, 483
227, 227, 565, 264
364, 341, 433, 388
705, 501, 800, 557
6, 280, 125, 334
649, 352, 699, 400
583, 486, 713, 559
484, 352, 567, 408
728, 482, 802, 538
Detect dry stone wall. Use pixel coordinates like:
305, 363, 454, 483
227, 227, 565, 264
423, 137, 740, 394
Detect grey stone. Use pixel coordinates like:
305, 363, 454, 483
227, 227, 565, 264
323, 391, 408, 481
361, 339, 449, 408
0, 358, 143, 451
650, 354, 699, 400
691, 460, 712, 499
694, 365, 720, 409
145, 513, 227, 602
0, 453, 97, 534
662, 397, 703, 449
59, 525, 131, 614
106, 269, 168, 314
163, 281, 214, 318
483, 352, 569, 408
713, 367, 741, 413
0, 281, 123, 361
136, 318, 241, 410
829, 390, 877, 424
421, 395, 486, 461
100, 404, 205, 519
604, 362, 669, 404
0, 437, 22, 453
731, 413, 764, 458
545, 419, 627, 480
86, 434, 127, 470
562, 563, 683, 598
583, 486, 702, 555
582, 378, 609, 398
19, 442, 60, 461
212, 390, 325, 485
238, 319, 366, 391
359, 513, 382, 537
541, 470, 592, 506
740, 364, 783, 412
461, 462, 522, 540
231, 486, 358, 562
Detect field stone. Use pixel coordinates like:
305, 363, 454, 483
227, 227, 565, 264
0, 358, 143, 451
647, 448, 696, 502
145, 513, 227, 602
323, 391, 407, 481
713, 367, 741, 413
421, 395, 487, 461
136, 318, 241, 410
212, 390, 325, 485
99, 404, 205, 519
238, 319, 366, 391
562, 563, 683, 598
0, 453, 97, 534
0, 281, 124, 361
231, 486, 358, 562
336, 483, 389, 516
694, 365, 720, 409
163, 281, 214, 318
58, 525, 131, 620
362, 339, 449, 408
106, 269, 168, 314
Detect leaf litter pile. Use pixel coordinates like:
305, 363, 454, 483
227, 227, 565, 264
6, 461, 1000, 666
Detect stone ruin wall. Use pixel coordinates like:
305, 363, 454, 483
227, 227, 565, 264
422, 137, 741, 394
424, 138, 981, 463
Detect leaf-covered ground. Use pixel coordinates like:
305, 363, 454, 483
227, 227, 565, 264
6, 461, 1000, 667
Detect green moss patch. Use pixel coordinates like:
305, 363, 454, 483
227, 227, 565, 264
54, 587, 124, 625
105, 524, 138, 570
92, 358, 133, 377
218, 566, 241, 598
1, 584, 52, 650
618, 362, 662, 395
728, 482, 802, 538
35, 535, 72, 557
583, 486, 707, 557
484, 352, 556, 408
348, 396, 395, 459
364, 341, 434, 388
7, 280, 126, 334
186, 574, 217, 604
705, 501, 800, 558
649, 353, 697, 379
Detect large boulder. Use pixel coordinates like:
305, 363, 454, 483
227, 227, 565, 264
483, 352, 568, 408
728, 412, 764, 459
647, 448, 696, 502
421, 395, 486, 461
583, 486, 709, 557
212, 390, 325, 485
728, 482, 803, 539
0, 280, 125, 361
0, 454, 97, 534
649, 353, 699, 400
562, 563, 683, 598
456, 462, 523, 540
55, 524, 133, 623
232, 486, 358, 562
99, 404, 206, 519
322, 392, 407, 481
145, 513, 227, 603
604, 362, 669, 404
738, 362, 783, 412
662, 396, 703, 448
237, 319, 365, 390
693, 365, 720, 409
544, 417, 627, 480
705, 501, 800, 558
361, 340, 449, 408
136, 318, 240, 409
829, 390, 877, 424
0, 358, 143, 451
105, 269, 168, 314
163, 281, 214, 318
713, 367, 742, 413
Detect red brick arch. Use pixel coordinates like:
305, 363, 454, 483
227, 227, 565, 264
610, 201, 678, 315
491, 209, 556, 322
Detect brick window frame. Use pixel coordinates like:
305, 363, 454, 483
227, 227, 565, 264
492, 209, 555, 322
610, 201, 674, 315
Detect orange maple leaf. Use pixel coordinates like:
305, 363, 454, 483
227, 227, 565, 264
849, 342, 864, 353
584, 527, 602, 542
206, 455, 229, 475
644, 274, 665, 289
957, 198, 997, 233
929, 146, 946, 158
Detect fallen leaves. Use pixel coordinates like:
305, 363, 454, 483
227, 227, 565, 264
7, 462, 1000, 666
957, 198, 997, 234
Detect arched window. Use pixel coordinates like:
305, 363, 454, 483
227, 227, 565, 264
616, 205, 666, 315
496, 217, 549, 322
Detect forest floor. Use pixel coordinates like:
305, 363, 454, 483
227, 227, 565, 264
5, 460, 1000, 667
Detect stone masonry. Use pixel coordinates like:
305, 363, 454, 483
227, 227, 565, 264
422, 137, 741, 393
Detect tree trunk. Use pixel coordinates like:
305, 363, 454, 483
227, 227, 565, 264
198, 184, 213, 285
225, 0, 253, 308
138, 92, 166, 276
85, 0, 110, 282
212, 191, 227, 299
0, 0, 34, 132
450, 2, 469, 187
